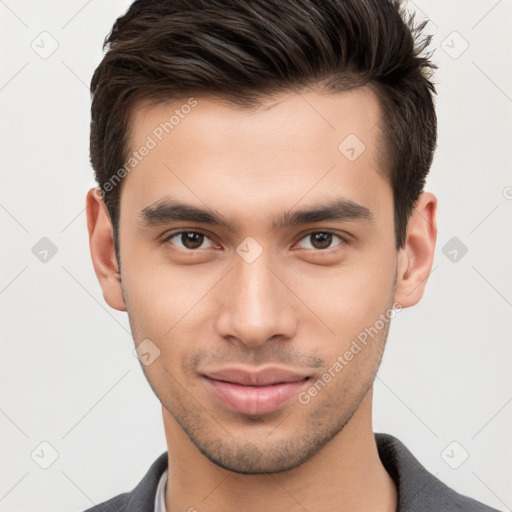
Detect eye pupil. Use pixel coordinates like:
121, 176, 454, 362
311, 232, 332, 249
182, 232, 203, 249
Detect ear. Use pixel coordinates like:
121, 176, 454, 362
394, 191, 437, 308
85, 187, 126, 312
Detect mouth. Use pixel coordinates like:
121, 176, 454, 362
202, 367, 311, 415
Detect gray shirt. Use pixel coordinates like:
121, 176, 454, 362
84, 434, 501, 512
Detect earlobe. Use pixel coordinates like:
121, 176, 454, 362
85, 187, 127, 312
394, 192, 437, 309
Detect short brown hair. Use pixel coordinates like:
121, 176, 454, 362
90, 0, 437, 264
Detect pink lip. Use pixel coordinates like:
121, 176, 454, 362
202, 367, 310, 415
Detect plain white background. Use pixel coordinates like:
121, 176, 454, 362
1, 1, 511, 511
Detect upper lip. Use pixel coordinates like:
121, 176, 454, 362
203, 367, 310, 386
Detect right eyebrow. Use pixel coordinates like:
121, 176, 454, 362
138, 199, 235, 231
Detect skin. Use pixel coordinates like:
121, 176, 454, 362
86, 86, 437, 512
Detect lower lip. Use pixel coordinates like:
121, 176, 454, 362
204, 377, 308, 415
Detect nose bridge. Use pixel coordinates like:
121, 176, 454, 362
216, 248, 297, 346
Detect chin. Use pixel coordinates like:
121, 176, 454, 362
198, 443, 314, 474
183, 418, 347, 475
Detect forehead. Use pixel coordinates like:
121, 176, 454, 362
120, 87, 390, 224
128, 86, 384, 156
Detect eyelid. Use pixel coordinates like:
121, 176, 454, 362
162, 229, 217, 250
294, 230, 349, 251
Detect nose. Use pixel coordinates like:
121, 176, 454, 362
215, 251, 298, 348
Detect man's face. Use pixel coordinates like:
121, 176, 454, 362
117, 87, 399, 473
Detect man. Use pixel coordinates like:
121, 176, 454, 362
84, 0, 499, 511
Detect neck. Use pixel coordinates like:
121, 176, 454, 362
163, 391, 396, 512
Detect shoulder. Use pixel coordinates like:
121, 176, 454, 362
375, 433, 501, 512
81, 452, 168, 512
83, 493, 130, 512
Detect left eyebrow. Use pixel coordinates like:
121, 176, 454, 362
137, 196, 374, 231
270, 198, 373, 231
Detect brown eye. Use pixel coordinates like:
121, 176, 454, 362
297, 232, 344, 250
165, 231, 214, 250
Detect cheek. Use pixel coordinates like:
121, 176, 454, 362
289, 247, 397, 342
120, 255, 220, 346
120, 256, 175, 341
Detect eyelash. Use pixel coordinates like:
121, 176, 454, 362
162, 230, 349, 252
